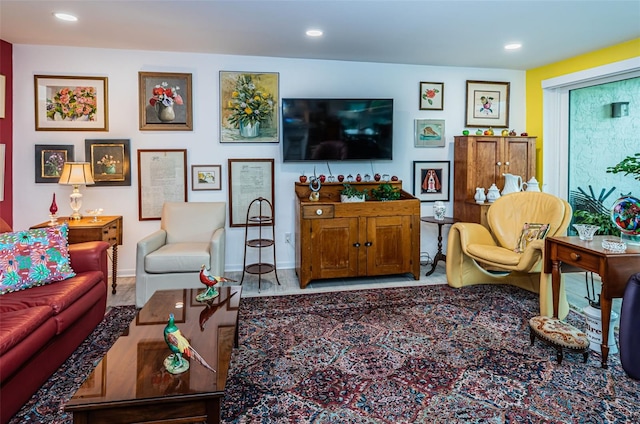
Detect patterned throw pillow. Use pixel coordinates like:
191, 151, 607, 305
0, 224, 76, 295
514, 223, 550, 253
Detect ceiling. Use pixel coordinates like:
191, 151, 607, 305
1, 1, 639, 70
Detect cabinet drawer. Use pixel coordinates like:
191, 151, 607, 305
302, 204, 335, 219
102, 225, 119, 243
556, 244, 600, 272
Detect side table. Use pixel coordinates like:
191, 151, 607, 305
420, 216, 455, 276
31, 216, 123, 294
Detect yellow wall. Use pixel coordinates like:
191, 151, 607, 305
526, 38, 640, 178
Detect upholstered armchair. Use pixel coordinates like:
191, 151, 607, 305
446, 191, 572, 318
136, 202, 226, 307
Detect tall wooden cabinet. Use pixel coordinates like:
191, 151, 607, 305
453, 135, 536, 226
294, 181, 420, 288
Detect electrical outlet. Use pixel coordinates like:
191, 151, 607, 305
285, 232, 292, 244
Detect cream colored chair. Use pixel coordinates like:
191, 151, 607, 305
136, 202, 226, 307
446, 191, 572, 319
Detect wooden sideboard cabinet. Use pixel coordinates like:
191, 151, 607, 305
294, 181, 420, 288
453, 135, 536, 226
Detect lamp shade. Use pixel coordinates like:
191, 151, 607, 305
58, 162, 95, 185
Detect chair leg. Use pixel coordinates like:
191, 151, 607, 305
582, 352, 589, 363
530, 329, 535, 346
556, 347, 564, 365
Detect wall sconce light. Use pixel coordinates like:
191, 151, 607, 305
611, 102, 629, 118
58, 162, 94, 220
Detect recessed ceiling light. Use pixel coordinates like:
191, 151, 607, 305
306, 29, 323, 37
54, 12, 78, 22
504, 43, 522, 50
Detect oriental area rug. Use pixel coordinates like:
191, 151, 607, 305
10, 286, 640, 423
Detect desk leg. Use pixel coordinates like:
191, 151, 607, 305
425, 223, 446, 277
111, 245, 118, 295
599, 295, 612, 369
551, 260, 561, 318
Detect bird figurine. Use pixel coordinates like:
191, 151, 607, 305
163, 313, 215, 374
196, 265, 236, 302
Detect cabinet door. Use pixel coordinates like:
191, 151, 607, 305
366, 216, 412, 276
310, 217, 359, 280
471, 137, 501, 191
503, 138, 535, 182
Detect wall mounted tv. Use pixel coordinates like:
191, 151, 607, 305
282, 98, 393, 161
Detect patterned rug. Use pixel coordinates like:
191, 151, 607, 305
9, 305, 138, 424
222, 284, 640, 423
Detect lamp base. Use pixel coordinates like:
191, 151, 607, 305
70, 212, 82, 220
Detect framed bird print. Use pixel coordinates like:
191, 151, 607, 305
413, 160, 450, 202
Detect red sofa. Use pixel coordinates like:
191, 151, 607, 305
0, 219, 110, 424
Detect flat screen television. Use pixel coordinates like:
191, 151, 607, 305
282, 98, 393, 161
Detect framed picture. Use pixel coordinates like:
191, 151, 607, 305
74, 357, 107, 399
34, 75, 108, 131
465, 80, 510, 128
137, 149, 187, 220
34, 144, 74, 183
219, 71, 279, 143
414, 119, 445, 147
138, 72, 193, 131
419, 82, 444, 110
228, 158, 275, 227
192, 164, 222, 191
413, 161, 450, 202
85, 139, 131, 186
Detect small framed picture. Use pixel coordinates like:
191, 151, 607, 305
465, 80, 510, 128
34, 75, 108, 131
192, 164, 222, 191
34, 144, 75, 183
85, 139, 131, 186
419, 82, 444, 110
413, 161, 450, 202
415, 119, 445, 147
138, 72, 193, 131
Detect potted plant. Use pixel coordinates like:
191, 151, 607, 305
340, 184, 366, 203
606, 153, 640, 181
370, 183, 401, 201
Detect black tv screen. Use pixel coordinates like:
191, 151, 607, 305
282, 98, 393, 161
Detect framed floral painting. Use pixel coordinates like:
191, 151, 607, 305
34, 144, 74, 183
85, 139, 131, 186
220, 71, 279, 143
34, 75, 108, 131
192, 164, 222, 191
419, 82, 444, 110
139, 72, 193, 131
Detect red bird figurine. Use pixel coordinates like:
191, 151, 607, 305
197, 265, 236, 302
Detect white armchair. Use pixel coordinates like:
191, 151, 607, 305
136, 202, 226, 307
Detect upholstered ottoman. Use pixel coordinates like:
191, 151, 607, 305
529, 316, 589, 364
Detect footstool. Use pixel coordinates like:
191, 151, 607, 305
529, 316, 589, 364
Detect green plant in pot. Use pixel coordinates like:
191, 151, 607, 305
606, 153, 640, 181
371, 183, 401, 201
340, 184, 367, 202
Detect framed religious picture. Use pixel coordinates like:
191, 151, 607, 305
419, 81, 444, 110
34, 144, 75, 183
219, 71, 279, 143
34, 75, 108, 131
413, 161, 450, 202
465, 80, 510, 128
138, 72, 193, 131
85, 139, 131, 186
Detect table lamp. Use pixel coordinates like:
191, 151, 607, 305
58, 162, 95, 220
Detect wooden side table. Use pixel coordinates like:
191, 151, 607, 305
420, 216, 455, 276
31, 216, 123, 294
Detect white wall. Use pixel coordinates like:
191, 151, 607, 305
12, 45, 526, 276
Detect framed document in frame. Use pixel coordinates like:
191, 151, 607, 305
228, 159, 275, 227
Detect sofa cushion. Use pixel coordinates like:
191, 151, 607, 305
0, 224, 75, 295
467, 244, 521, 266
145, 242, 210, 273
514, 223, 550, 253
0, 306, 54, 355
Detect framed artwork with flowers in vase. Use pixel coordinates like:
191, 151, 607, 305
85, 139, 131, 186
138, 72, 193, 131
219, 71, 279, 143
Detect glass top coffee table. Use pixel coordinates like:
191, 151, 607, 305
66, 286, 242, 424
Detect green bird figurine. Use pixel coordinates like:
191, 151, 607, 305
163, 313, 215, 374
